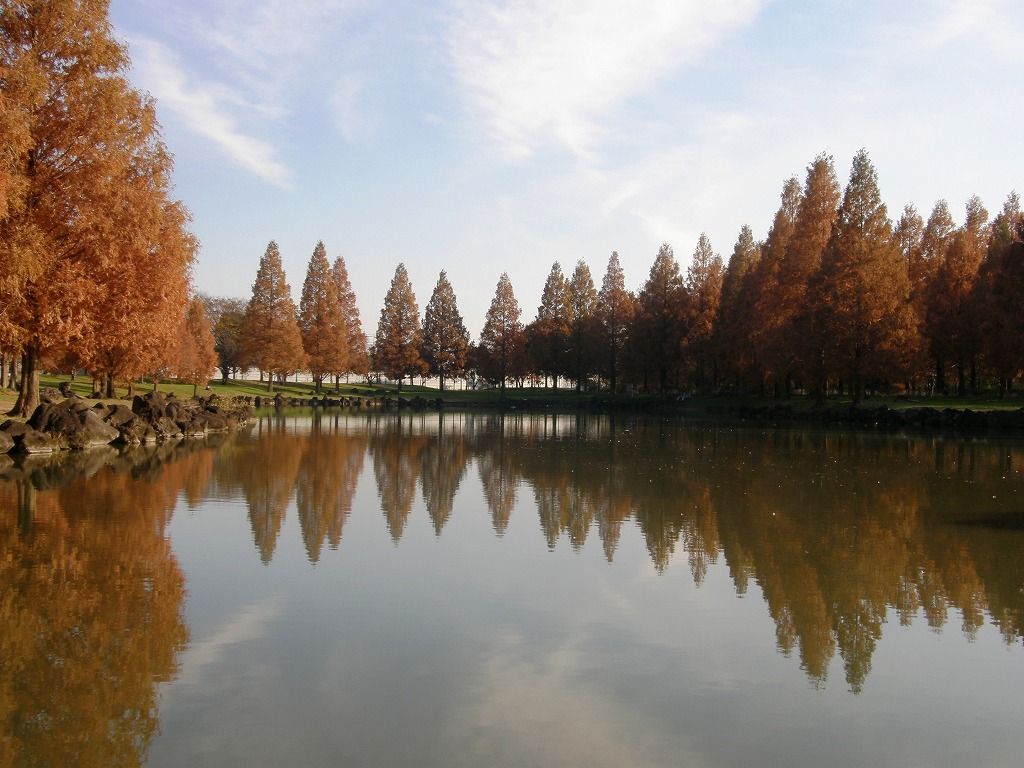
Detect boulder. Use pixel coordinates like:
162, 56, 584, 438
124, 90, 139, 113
0, 420, 55, 454
0, 429, 13, 454
28, 399, 120, 449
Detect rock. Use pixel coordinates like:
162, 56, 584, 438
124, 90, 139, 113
0, 420, 55, 454
0, 429, 13, 454
28, 399, 120, 449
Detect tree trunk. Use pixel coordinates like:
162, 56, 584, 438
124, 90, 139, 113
105, 372, 115, 399
127, 379, 136, 399
10, 347, 40, 418
0, 353, 5, 389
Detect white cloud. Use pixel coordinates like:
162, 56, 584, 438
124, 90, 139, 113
129, 37, 292, 187
916, 0, 1024, 58
446, 0, 765, 159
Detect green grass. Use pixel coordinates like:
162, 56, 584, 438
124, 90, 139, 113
15, 373, 1024, 414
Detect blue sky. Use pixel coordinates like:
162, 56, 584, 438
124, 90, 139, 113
109, 0, 1024, 338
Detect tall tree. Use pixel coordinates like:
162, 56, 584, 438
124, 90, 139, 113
917, 200, 957, 390
596, 251, 633, 397
567, 260, 598, 391
714, 225, 760, 390
332, 255, 370, 382
629, 243, 685, 393
299, 241, 348, 392
421, 270, 469, 391
926, 196, 989, 395
1, 0, 195, 415
238, 241, 306, 392
979, 193, 1024, 394
684, 234, 724, 393
530, 262, 571, 388
373, 263, 426, 391
811, 150, 920, 403
479, 273, 524, 400
747, 176, 802, 392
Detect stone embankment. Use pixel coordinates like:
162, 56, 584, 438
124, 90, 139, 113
0, 390, 255, 455
704, 402, 1024, 434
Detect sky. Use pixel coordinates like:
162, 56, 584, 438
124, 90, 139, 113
108, 0, 1024, 339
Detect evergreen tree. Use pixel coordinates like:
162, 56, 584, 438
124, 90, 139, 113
239, 241, 307, 392
596, 251, 634, 397
299, 241, 348, 392
421, 270, 469, 390
199, 295, 247, 383
373, 263, 426, 391
479, 273, 524, 400
332, 255, 370, 381
567, 260, 598, 391
811, 150, 921, 403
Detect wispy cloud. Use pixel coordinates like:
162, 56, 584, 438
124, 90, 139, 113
446, 0, 764, 160
129, 37, 292, 187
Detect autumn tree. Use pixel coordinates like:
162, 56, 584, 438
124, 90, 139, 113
332, 255, 370, 382
916, 200, 957, 390
714, 225, 760, 390
1, 0, 195, 415
810, 150, 920, 402
172, 296, 218, 396
629, 243, 686, 393
926, 196, 989, 395
596, 251, 634, 397
747, 176, 802, 392
528, 262, 571, 388
199, 294, 247, 383
299, 241, 348, 392
421, 270, 469, 390
479, 273, 524, 400
238, 241, 307, 391
978, 193, 1024, 395
567, 259, 598, 390
373, 263, 427, 390
683, 234, 724, 392
770, 154, 841, 394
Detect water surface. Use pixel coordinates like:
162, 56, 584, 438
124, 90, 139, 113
2, 412, 1023, 767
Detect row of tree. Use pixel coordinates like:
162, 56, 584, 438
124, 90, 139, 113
367, 150, 1024, 401
1, 0, 217, 414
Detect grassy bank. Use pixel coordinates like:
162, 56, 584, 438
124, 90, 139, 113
2, 374, 1022, 418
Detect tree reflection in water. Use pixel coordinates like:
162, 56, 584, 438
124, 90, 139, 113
3, 409, 1024, 745
0, 444, 201, 767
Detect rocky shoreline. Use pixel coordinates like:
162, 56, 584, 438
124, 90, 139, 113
0, 390, 255, 455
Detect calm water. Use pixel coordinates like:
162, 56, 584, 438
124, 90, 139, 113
2, 411, 1024, 767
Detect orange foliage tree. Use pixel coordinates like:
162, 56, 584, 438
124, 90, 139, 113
238, 241, 306, 391
299, 241, 348, 392
0, 0, 195, 415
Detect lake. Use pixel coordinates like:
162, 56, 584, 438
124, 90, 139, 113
2, 410, 1023, 767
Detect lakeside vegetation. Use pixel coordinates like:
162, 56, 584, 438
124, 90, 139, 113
3, 3, 1024, 422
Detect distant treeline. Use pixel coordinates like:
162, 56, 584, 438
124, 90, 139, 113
219, 150, 1023, 402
